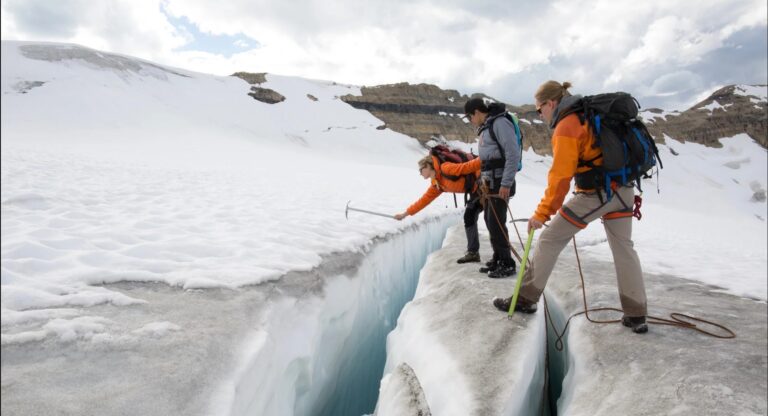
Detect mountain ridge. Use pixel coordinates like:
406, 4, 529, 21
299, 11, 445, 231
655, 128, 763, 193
328, 81, 767, 154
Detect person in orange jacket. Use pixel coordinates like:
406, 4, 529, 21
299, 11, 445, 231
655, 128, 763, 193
395, 154, 484, 263
493, 80, 649, 334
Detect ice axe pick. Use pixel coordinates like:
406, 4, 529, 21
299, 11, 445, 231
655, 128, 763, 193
345, 200, 395, 220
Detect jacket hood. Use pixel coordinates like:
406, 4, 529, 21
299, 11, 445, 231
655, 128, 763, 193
469, 101, 507, 134
550, 94, 583, 129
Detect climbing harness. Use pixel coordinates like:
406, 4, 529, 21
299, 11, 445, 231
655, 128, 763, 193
633, 194, 643, 220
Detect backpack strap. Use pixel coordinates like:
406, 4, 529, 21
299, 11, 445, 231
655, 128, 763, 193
486, 115, 506, 155
485, 112, 523, 171
431, 146, 479, 198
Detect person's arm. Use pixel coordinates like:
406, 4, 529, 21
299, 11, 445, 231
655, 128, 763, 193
532, 119, 581, 223
396, 185, 442, 221
440, 157, 481, 176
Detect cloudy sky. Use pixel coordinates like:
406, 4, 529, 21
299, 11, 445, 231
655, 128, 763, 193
2, 0, 766, 110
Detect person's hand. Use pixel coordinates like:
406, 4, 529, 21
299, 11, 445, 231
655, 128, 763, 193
394, 212, 408, 221
528, 217, 544, 233
498, 186, 510, 200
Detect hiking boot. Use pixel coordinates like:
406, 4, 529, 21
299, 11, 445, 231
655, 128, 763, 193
492, 296, 538, 314
622, 316, 648, 334
487, 260, 516, 278
479, 259, 498, 273
456, 251, 481, 264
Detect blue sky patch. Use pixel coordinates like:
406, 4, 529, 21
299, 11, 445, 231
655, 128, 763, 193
162, 7, 259, 58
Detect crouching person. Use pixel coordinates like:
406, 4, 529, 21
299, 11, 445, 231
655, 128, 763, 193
394, 154, 483, 264
493, 81, 649, 334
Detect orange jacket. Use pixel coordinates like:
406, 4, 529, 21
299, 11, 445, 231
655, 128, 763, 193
406, 157, 482, 215
533, 114, 602, 223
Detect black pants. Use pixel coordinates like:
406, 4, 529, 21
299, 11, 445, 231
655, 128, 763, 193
483, 182, 515, 264
463, 193, 483, 252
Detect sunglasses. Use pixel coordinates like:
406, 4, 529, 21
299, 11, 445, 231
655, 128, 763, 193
535, 101, 548, 115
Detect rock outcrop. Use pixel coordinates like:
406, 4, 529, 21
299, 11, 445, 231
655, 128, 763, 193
643, 85, 767, 149
340, 83, 477, 144
339, 83, 552, 153
232, 71, 267, 85
339, 82, 767, 155
232, 72, 286, 104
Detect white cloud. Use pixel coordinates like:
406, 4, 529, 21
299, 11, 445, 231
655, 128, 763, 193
1, 0, 766, 110
606, 16, 723, 86
2, 0, 188, 61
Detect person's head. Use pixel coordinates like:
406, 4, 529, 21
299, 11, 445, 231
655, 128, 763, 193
463, 97, 489, 127
418, 155, 436, 179
534, 81, 572, 124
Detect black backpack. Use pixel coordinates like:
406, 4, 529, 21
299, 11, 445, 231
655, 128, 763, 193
556, 92, 663, 200
430, 144, 478, 206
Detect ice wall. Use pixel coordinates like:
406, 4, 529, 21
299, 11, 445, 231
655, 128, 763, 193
217, 215, 457, 416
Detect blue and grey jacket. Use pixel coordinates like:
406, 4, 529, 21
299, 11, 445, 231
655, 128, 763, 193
478, 113, 521, 189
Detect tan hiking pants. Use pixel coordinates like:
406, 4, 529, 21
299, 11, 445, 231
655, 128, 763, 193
518, 186, 648, 317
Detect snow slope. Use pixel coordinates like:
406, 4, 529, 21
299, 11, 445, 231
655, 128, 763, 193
1, 41, 456, 339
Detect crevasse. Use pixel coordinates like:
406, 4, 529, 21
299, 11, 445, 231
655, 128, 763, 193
224, 215, 456, 416
223, 215, 571, 416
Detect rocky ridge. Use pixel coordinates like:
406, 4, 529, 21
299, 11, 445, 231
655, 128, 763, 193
339, 83, 767, 155
642, 84, 767, 149
339, 83, 551, 154
230, 72, 766, 155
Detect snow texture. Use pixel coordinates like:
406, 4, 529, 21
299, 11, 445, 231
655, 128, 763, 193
374, 362, 432, 416
639, 109, 681, 123
377, 223, 767, 415
545, 238, 767, 415
696, 100, 725, 112
734, 84, 768, 102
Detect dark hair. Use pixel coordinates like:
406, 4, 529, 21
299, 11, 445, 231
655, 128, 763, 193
464, 97, 489, 116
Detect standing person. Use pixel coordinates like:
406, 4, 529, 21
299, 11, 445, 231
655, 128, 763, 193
394, 154, 484, 264
492, 81, 649, 334
464, 98, 522, 278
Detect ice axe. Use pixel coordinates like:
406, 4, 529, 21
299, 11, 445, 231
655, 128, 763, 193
345, 200, 395, 220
